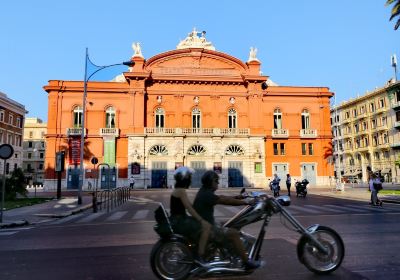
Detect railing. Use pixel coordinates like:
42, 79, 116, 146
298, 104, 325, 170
95, 187, 131, 213
100, 128, 119, 137
300, 129, 317, 138
66, 127, 86, 136
144, 127, 250, 136
271, 128, 289, 138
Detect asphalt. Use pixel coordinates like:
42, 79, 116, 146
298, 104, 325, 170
1, 184, 399, 229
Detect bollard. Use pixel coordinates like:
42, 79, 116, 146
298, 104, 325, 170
92, 192, 98, 213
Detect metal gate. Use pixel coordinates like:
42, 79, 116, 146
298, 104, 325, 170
301, 163, 316, 186
228, 161, 243, 188
190, 161, 206, 188
67, 166, 80, 189
151, 161, 167, 188
100, 167, 117, 189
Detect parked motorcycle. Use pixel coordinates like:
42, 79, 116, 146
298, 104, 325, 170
295, 179, 309, 197
150, 189, 345, 280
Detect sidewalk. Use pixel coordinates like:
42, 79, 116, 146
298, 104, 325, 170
0, 193, 93, 229
1, 185, 399, 229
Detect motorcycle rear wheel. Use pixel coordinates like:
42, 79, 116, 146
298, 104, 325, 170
150, 240, 193, 280
297, 226, 344, 274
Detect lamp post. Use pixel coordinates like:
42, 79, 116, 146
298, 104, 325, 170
77, 48, 134, 204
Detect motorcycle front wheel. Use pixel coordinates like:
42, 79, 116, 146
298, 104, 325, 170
150, 239, 193, 280
297, 226, 344, 274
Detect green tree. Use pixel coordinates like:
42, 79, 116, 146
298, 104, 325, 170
4, 168, 27, 200
386, 0, 400, 30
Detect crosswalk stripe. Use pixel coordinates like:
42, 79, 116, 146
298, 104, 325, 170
304, 205, 346, 213
76, 212, 105, 223
133, 210, 149, 220
325, 204, 365, 213
50, 213, 85, 224
0, 231, 17, 236
105, 211, 128, 221
289, 205, 321, 214
344, 204, 390, 212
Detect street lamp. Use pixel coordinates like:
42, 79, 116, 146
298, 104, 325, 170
77, 48, 134, 204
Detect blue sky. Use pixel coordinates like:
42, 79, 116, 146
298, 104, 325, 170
1, 1, 398, 122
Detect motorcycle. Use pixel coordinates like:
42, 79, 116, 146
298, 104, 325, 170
269, 180, 280, 197
295, 179, 309, 197
150, 189, 345, 280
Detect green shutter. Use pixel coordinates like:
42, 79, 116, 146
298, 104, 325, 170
104, 138, 116, 166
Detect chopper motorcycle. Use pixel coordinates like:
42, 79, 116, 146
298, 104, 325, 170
150, 190, 345, 280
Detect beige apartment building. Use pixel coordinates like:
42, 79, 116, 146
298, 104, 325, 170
22, 118, 47, 184
331, 80, 400, 183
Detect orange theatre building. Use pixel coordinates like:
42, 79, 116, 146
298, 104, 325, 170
43, 29, 333, 190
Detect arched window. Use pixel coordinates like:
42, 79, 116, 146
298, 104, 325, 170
149, 145, 168, 156
192, 108, 201, 129
228, 108, 237, 129
155, 108, 165, 128
188, 144, 206, 155
273, 108, 282, 129
225, 144, 245, 156
105, 107, 116, 128
73, 106, 83, 128
301, 109, 310, 129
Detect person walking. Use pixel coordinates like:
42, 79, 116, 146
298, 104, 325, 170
369, 173, 382, 206
169, 167, 211, 262
271, 174, 281, 197
286, 174, 291, 196
193, 170, 260, 270
129, 175, 135, 189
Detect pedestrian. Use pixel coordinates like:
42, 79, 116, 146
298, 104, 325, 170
129, 175, 135, 189
366, 166, 374, 203
286, 174, 291, 196
193, 170, 260, 270
369, 173, 382, 206
271, 174, 281, 197
169, 167, 211, 263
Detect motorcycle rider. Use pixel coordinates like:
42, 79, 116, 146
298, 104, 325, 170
169, 167, 211, 262
193, 170, 261, 270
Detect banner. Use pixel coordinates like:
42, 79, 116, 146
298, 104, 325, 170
69, 138, 81, 165
104, 138, 116, 166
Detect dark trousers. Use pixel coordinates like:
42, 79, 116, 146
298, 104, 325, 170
286, 183, 291, 196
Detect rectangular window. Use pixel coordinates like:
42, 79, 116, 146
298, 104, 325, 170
301, 143, 306, 155
370, 103, 375, 112
308, 143, 314, 155
40, 153, 44, 159
379, 98, 385, 108
280, 143, 285, 155
8, 134, 12, 145
0, 111, 4, 122
28, 153, 32, 159
28, 141, 33, 148
273, 143, 278, 155
9, 115, 13, 125
254, 162, 262, 173
29, 131, 33, 138
39, 163, 43, 170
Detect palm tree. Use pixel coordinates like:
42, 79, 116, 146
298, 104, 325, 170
386, 0, 400, 30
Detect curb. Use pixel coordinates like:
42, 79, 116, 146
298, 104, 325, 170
0, 219, 29, 229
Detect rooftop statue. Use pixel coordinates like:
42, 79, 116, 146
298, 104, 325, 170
248, 47, 259, 62
176, 28, 215, 51
132, 42, 144, 58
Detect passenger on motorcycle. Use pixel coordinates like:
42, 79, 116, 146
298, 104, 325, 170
193, 170, 260, 270
169, 167, 211, 261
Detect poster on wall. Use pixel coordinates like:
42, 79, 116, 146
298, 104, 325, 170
213, 162, 222, 174
131, 162, 140, 174
69, 138, 81, 165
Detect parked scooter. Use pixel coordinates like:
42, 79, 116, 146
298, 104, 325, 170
295, 179, 309, 197
150, 189, 345, 280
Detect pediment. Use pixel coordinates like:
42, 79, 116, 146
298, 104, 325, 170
146, 49, 247, 77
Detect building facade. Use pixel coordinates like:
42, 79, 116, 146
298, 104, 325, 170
22, 117, 47, 184
331, 80, 400, 183
43, 30, 333, 190
0, 91, 26, 175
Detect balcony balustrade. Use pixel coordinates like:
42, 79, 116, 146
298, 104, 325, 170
271, 128, 289, 138
100, 127, 119, 137
144, 127, 250, 136
66, 127, 86, 136
300, 129, 317, 138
